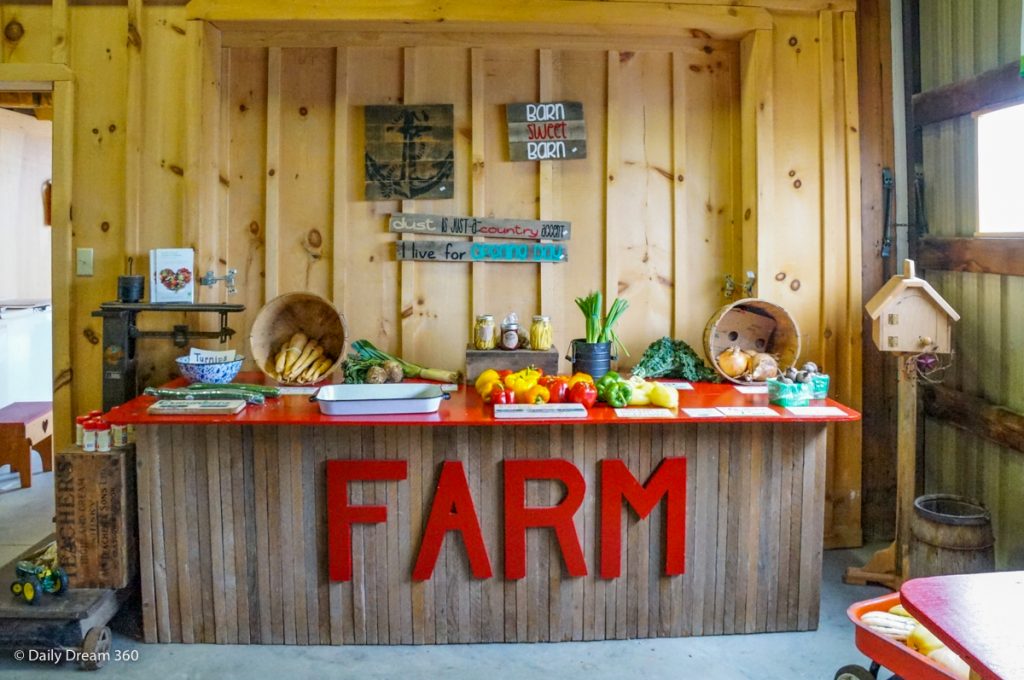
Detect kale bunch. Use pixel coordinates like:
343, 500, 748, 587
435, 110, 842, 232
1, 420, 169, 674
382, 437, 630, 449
630, 337, 719, 382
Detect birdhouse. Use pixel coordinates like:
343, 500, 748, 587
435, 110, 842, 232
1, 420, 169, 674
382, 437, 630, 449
865, 259, 960, 354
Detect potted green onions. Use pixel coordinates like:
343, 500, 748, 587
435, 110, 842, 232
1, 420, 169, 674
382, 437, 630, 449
567, 291, 628, 379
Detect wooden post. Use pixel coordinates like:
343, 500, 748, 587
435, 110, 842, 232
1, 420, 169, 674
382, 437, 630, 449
844, 353, 916, 588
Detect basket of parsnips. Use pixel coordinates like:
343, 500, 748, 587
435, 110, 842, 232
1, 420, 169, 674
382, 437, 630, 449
249, 292, 348, 385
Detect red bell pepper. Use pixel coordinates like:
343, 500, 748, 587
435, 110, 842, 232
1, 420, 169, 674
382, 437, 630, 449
547, 378, 570, 404
568, 381, 598, 409
490, 385, 515, 404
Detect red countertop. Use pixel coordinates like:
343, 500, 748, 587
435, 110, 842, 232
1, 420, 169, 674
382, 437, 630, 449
901, 572, 1024, 680
105, 372, 860, 427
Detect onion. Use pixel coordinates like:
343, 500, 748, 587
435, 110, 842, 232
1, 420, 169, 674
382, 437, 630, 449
750, 353, 779, 381
717, 346, 751, 378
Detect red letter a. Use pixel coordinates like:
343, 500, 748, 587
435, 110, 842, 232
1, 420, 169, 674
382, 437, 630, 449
413, 461, 492, 580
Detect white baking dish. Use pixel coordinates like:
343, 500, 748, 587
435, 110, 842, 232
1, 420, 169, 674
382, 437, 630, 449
310, 383, 449, 416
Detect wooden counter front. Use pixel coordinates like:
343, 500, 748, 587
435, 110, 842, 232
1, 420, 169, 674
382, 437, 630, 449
109, 377, 857, 645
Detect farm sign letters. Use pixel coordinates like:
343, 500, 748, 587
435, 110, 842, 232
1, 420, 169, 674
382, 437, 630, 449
327, 458, 687, 581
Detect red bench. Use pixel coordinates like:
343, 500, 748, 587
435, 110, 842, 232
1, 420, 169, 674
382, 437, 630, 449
0, 402, 53, 489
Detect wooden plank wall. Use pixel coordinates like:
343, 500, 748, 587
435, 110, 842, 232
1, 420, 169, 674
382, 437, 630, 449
2, 2, 863, 546
135, 422, 827, 644
917, 0, 1024, 569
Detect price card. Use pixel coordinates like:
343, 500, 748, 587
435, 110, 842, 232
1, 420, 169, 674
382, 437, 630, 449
439, 383, 459, 393
494, 403, 588, 419
278, 386, 319, 396
734, 385, 768, 395
683, 408, 722, 418
785, 406, 847, 417
614, 408, 675, 419
659, 382, 694, 391
716, 406, 779, 417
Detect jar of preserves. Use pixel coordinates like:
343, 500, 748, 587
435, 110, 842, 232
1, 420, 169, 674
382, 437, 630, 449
473, 314, 496, 350
530, 315, 553, 351
96, 421, 112, 453
501, 319, 524, 350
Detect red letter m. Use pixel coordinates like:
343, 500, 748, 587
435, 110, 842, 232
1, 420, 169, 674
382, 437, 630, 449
600, 457, 686, 578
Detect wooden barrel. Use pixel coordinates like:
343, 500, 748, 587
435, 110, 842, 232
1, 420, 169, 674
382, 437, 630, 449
909, 494, 995, 579
703, 298, 801, 384
249, 292, 348, 385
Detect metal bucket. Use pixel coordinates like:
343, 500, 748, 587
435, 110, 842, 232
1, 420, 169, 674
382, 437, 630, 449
909, 494, 995, 578
566, 339, 615, 379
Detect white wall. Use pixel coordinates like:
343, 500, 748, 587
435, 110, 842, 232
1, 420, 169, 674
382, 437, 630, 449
0, 107, 52, 301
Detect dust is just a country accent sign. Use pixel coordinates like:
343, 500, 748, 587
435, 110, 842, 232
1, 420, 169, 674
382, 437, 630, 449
507, 101, 587, 161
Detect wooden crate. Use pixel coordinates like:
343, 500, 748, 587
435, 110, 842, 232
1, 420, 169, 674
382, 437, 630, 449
465, 345, 559, 384
54, 446, 137, 589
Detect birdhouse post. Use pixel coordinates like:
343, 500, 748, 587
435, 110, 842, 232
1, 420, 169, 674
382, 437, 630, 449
846, 259, 960, 588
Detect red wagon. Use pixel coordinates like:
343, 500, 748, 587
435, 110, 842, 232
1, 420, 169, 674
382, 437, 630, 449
835, 593, 959, 680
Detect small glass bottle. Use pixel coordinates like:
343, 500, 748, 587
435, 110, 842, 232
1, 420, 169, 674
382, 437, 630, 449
530, 315, 553, 351
473, 314, 496, 350
75, 415, 88, 447
111, 423, 126, 448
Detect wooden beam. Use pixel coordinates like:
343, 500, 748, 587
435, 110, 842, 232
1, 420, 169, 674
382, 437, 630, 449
0, 63, 73, 83
186, 0, 770, 40
912, 61, 1024, 127
918, 236, 1024, 277
923, 383, 1024, 456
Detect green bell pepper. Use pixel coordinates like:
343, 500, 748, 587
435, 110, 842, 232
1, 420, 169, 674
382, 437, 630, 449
604, 382, 632, 408
596, 371, 621, 400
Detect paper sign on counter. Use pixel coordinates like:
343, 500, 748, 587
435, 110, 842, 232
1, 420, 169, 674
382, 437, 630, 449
734, 385, 768, 395
659, 382, 694, 391
683, 408, 722, 418
716, 406, 778, 417
494, 403, 588, 419
279, 386, 319, 396
614, 408, 675, 419
785, 406, 847, 417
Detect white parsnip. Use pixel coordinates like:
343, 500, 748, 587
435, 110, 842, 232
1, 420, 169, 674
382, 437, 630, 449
288, 343, 323, 381
282, 332, 308, 373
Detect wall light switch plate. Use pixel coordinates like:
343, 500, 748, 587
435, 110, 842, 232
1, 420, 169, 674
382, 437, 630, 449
76, 248, 94, 276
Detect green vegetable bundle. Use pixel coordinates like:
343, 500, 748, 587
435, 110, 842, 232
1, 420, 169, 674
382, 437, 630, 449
630, 337, 719, 382
574, 291, 629, 356
350, 339, 462, 384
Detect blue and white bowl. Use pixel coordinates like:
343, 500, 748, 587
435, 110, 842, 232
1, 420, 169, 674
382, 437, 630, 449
176, 356, 244, 384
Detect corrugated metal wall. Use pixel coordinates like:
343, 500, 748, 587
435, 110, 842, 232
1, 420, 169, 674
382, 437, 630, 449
918, 0, 1024, 568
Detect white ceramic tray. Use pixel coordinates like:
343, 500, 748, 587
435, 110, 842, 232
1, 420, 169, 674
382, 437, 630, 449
311, 383, 449, 416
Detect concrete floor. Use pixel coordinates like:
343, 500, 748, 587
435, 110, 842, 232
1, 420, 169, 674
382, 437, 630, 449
0, 470, 890, 679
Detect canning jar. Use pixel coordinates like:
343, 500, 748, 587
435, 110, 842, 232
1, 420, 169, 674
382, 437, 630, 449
474, 314, 496, 350
500, 317, 520, 350
530, 315, 553, 351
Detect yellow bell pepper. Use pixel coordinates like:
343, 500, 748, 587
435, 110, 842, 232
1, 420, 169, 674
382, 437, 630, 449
649, 382, 679, 409
475, 369, 501, 396
627, 377, 654, 406
477, 379, 503, 403
567, 372, 594, 389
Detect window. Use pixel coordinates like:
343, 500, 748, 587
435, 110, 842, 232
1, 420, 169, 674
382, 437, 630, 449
976, 101, 1024, 234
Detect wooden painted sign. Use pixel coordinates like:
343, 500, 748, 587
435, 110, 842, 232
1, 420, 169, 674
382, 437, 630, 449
396, 239, 567, 263
327, 457, 687, 581
506, 101, 587, 161
389, 212, 571, 240
364, 104, 454, 200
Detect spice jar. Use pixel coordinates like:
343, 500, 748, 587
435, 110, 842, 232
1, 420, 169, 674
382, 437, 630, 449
530, 315, 553, 351
75, 415, 88, 447
96, 421, 112, 452
474, 314, 497, 350
111, 423, 126, 448
500, 312, 520, 351
82, 420, 98, 452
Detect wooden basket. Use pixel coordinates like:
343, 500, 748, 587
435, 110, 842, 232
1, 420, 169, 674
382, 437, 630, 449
703, 298, 801, 384
249, 292, 348, 385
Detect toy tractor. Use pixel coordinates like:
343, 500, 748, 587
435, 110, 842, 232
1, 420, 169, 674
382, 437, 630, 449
10, 549, 69, 605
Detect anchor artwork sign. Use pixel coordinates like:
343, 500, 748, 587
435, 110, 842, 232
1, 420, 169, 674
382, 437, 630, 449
506, 101, 587, 161
364, 104, 454, 200
396, 239, 567, 263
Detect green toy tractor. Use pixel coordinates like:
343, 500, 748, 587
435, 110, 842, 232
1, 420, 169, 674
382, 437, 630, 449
9, 549, 69, 605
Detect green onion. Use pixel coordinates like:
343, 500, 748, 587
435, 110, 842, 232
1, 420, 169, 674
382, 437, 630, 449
350, 339, 462, 384
574, 291, 629, 355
